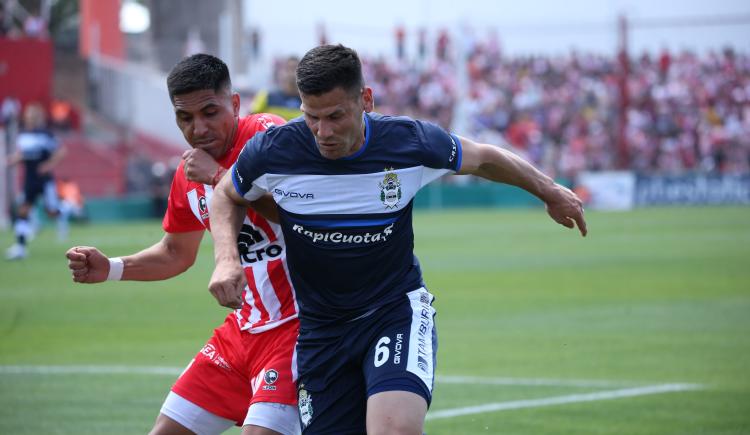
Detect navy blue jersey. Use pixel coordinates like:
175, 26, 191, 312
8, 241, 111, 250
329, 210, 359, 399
16, 128, 58, 183
231, 113, 462, 326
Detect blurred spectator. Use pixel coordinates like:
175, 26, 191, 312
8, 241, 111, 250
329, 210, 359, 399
1, 97, 21, 127
49, 100, 80, 131
0, 4, 10, 36
250, 56, 303, 120
149, 161, 173, 217
395, 25, 406, 60
23, 8, 47, 39
436, 29, 450, 61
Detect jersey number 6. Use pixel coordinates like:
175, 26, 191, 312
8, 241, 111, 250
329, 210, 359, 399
374, 336, 391, 367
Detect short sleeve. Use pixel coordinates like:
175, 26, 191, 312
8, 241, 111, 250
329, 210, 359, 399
231, 132, 269, 201
162, 164, 205, 233
252, 113, 287, 130
414, 120, 462, 172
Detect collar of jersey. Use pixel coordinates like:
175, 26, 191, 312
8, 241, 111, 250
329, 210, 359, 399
341, 113, 371, 160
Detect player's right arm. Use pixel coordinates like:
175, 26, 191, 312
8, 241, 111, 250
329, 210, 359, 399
209, 132, 270, 309
65, 230, 204, 283
207, 172, 252, 309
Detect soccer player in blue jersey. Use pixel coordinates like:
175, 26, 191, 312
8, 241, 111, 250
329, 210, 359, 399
5, 102, 66, 260
208, 44, 587, 434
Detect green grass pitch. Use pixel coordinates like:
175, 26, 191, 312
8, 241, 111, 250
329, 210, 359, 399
1, 206, 749, 434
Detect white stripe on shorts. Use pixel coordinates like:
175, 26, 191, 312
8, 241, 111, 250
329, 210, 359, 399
406, 287, 436, 393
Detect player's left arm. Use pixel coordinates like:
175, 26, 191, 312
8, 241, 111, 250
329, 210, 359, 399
456, 135, 587, 236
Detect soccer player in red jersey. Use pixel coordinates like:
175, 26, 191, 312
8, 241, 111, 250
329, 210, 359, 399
66, 54, 300, 435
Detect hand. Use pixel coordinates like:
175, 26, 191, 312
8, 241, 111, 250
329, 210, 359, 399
208, 260, 246, 309
544, 184, 588, 237
182, 148, 220, 184
65, 246, 110, 283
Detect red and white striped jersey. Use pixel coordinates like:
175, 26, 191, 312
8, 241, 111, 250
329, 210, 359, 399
163, 114, 298, 333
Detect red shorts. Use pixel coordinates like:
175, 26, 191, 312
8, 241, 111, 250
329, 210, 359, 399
171, 314, 299, 425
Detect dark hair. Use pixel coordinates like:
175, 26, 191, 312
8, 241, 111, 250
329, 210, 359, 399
167, 53, 231, 100
296, 44, 364, 96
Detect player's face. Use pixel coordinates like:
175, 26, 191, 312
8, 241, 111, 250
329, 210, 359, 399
172, 88, 240, 160
301, 86, 374, 160
23, 104, 46, 129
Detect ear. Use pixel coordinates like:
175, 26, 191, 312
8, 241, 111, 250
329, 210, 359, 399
362, 87, 374, 112
231, 92, 241, 117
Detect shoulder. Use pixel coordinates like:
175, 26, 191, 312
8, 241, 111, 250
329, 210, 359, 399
257, 116, 309, 146
369, 113, 449, 146
238, 113, 287, 138
235, 118, 310, 172
368, 112, 419, 133
245, 113, 287, 129
368, 113, 441, 141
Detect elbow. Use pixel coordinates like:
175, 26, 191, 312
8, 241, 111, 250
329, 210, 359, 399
176, 255, 197, 274
168, 247, 197, 275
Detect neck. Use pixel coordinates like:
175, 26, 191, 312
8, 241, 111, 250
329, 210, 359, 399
218, 119, 239, 160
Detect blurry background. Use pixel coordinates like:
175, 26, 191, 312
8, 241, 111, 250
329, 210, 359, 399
0, 1, 749, 434
1, 0, 749, 221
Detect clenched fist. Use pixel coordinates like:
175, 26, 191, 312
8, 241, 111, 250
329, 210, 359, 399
182, 148, 221, 185
65, 246, 110, 283
208, 259, 247, 309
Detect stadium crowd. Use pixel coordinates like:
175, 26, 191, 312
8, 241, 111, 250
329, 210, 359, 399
354, 45, 750, 179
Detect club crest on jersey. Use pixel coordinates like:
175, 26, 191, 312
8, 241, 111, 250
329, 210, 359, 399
264, 369, 279, 385
198, 195, 209, 220
298, 386, 313, 427
379, 168, 402, 209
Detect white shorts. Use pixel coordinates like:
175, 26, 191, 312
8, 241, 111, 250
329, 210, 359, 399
160, 391, 300, 435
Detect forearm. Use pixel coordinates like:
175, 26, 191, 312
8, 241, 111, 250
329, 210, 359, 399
471, 145, 557, 202
211, 178, 248, 265
121, 240, 195, 281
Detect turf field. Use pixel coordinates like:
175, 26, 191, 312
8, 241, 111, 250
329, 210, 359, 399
1, 206, 749, 434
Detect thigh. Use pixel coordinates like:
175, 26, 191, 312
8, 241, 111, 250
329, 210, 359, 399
23, 181, 43, 207
171, 319, 251, 425
297, 364, 367, 435
157, 391, 236, 435
243, 402, 300, 435
246, 319, 299, 407
366, 390, 427, 435
362, 288, 438, 404
295, 325, 367, 434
